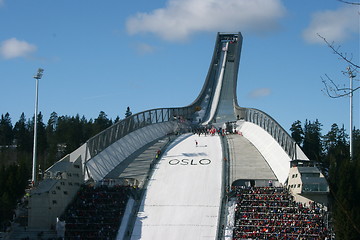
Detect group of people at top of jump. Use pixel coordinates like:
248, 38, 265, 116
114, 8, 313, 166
232, 186, 331, 240
192, 126, 225, 137
60, 184, 131, 239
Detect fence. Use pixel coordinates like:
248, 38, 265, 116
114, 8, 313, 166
236, 106, 297, 160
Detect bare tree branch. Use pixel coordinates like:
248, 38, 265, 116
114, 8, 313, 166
322, 75, 349, 98
337, 0, 360, 5
321, 74, 360, 98
318, 34, 360, 69
318, 32, 359, 98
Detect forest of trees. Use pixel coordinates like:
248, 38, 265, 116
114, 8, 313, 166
0, 112, 359, 238
0, 110, 122, 230
290, 119, 360, 239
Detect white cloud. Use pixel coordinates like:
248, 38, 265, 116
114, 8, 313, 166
249, 88, 271, 99
0, 38, 37, 59
303, 5, 359, 44
126, 0, 286, 41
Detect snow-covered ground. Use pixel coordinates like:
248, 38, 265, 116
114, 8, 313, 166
202, 42, 228, 125
131, 133, 223, 240
116, 198, 135, 239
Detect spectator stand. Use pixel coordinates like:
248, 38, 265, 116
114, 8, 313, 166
231, 186, 331, 240
60, 183, 133, 240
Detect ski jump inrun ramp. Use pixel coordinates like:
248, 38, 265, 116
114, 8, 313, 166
55, 32, 309, 239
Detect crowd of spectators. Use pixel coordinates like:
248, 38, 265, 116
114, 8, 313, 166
192, 126, 225, 136
232, 186, 330, 240
61, 184, 131, 239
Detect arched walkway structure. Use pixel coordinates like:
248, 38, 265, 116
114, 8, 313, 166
76, 32, 308, 183
27, 32, 314, 232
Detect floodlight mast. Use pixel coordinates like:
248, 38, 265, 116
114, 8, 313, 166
348, 66, 355, 161
32, 68, 44, 187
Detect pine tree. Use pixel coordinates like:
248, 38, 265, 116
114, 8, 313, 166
322, 125, 359, 238
323, 124, 349, 172
125, 107, 132, 118
0, 113, 13, 146
290, 120, 304, 146
36, 112, 48, 157
93, 111, 112, 134
302, 119, 323, 162
353, 129, 360, 160
114, 116, 121, 123
13, 113, 32, 152
81, 115, 93, 142
46, 112, 59, 167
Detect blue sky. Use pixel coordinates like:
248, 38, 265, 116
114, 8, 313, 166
0, 0, 359, 134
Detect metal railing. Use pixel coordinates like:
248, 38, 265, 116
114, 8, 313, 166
85, 106, 195, 159
236, 106, 297, 160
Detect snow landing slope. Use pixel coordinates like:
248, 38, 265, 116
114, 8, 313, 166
131, 133, 223, 240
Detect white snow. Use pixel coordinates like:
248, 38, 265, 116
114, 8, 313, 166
203, 42, 229, 125
193, 93, 210, 122
131, 133, 223, 240
237, 121, 291, 184
116, 198, 135, 239
224, 199, 236, 240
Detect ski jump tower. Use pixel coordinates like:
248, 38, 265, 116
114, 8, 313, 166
27, 32, 328, 230
190, 32, 243, 125
187, 32, 305, 164
82, 32, 306, 181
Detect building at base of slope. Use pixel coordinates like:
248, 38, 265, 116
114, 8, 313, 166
287, 160, 329, 209
27, 156, 83, 230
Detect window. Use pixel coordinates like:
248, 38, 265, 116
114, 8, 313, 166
302, 173, 320, 178
52, 200, 57, 204
63, 191, 68, 195
297, 184, 301, 188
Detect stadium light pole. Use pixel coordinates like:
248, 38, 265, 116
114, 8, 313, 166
32, 68, 44, 187
347, 66, 355, 161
